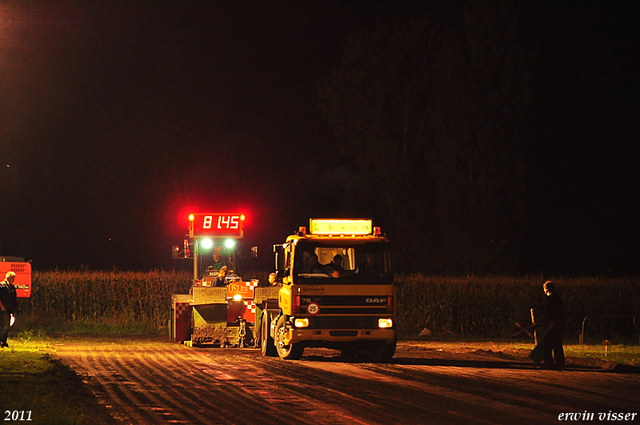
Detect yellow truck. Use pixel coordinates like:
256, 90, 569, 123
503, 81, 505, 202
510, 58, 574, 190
260, 219, 396, 361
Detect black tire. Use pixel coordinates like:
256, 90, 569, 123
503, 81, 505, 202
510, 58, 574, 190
275, 315, 304, 360
339, 347, 357, 360
260, 311, 277, 357
369, 340, 396, 363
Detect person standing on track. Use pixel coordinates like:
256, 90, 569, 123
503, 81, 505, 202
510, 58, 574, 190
542, 280, 565, 369
0, 271, 18, 348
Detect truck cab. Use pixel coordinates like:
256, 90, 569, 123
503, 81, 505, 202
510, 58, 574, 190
261, 219, 396, 361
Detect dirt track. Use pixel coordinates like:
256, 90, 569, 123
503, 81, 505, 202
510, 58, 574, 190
54, 338, 640, 425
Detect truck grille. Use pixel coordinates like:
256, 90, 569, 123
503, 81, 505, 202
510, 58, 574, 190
307, 317, 378, 330
330, 331, 358, 337
300, 295, 390, 315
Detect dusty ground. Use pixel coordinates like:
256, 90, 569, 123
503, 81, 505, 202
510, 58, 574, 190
53, 337, 640, 425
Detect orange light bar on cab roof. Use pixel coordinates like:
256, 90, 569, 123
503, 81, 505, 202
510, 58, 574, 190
309, 219, 373, 235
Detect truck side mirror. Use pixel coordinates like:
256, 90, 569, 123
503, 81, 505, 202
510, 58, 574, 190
273, 244, 285, 275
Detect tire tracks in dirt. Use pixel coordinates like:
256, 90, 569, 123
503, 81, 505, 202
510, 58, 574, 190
56, 342, 384, 424
55, 340, 640, 425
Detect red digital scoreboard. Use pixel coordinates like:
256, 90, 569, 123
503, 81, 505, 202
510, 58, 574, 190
188, 213, 245, 238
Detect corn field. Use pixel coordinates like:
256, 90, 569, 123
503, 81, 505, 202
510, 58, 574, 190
20, 269, 193, 327
396, 275, 640, 340
18, 270, 640, 339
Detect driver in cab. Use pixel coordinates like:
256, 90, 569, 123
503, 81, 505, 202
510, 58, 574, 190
356, 252, 381, 276
304, 253, 326, 274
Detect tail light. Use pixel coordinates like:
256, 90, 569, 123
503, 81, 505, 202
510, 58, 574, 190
387, 296, 394, 313
293, 295, 301, 314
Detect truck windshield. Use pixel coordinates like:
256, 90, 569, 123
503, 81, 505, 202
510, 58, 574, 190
294, 241, 392, 282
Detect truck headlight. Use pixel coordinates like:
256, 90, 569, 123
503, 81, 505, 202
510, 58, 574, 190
232, 294, 243, 301
378, 318, 393, 328
294, 318, 309, 328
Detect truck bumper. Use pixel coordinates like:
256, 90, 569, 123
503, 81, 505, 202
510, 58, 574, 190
290, 328, 396, 344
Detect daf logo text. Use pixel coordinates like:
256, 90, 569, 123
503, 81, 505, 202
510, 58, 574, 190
366, 298, 387, 304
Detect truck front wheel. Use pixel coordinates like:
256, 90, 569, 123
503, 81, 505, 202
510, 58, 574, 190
275, 315, 304, 360
370, 340, 396, 363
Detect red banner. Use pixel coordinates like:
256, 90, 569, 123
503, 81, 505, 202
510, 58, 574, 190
0, 262, 32, 298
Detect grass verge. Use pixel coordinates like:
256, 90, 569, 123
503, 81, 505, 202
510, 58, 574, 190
0, 337, 115, 425
14, 316, 168, 339
1, 322, 168, 425
407, 335, 640, 366
563, 344, 640, 366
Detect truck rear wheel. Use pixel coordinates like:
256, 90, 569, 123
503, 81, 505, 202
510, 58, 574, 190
260, 311, 277, 357
275, 315, 304, 360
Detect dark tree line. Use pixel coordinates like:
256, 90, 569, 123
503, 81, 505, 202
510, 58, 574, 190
317, 1, 534, 274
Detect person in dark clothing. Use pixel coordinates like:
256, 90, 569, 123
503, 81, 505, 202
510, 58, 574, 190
211, 250, 227, 272
542, 280, 565, 369
304, 252, 326, 273
0, 271, 18, 348
356, 252, 381, 276
327, 254, 345, 277
211, 266, 229, 287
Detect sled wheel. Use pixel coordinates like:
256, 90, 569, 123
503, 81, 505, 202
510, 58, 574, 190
260, 311, 277, 357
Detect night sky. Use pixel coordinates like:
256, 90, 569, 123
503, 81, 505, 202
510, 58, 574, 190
1, 1, 639, 275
